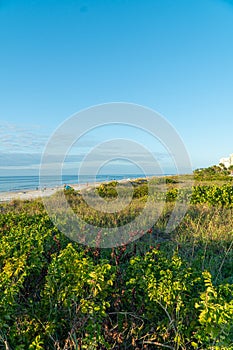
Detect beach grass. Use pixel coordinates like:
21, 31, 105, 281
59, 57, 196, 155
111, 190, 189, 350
0, 175, 233, 349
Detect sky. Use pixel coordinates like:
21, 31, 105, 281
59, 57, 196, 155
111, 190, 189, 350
0, 0, 233, 176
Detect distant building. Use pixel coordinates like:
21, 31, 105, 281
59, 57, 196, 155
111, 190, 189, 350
220, 157, 230, 168
220, 153, 233, 168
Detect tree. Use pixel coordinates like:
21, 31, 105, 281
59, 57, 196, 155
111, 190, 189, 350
219, 162, 227, 170
228, 165, 233, 175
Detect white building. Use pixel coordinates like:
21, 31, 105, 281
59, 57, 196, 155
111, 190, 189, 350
220, 153, 233, 168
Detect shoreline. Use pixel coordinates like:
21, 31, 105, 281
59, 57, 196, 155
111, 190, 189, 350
0, 178, 134, 203
0, 183, 91, 203
0, 174, 184, 203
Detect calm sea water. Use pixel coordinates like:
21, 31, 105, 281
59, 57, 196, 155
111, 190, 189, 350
0, 174, 153, 193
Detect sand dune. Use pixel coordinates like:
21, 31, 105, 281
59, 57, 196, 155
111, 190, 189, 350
0, 183, 88, 202
0, 178, 141, 203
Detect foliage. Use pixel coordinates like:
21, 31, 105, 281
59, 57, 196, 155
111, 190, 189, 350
96, 181, 149, 199
96, 181, 119, 199
0, 176, 233, 349
194, 165, 232, 181
190, 185, 233, 207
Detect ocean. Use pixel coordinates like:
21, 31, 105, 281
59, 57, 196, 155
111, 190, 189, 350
0, 174, 152, 193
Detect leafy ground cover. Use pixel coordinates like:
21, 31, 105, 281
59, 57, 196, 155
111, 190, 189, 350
0, 174, 233, 349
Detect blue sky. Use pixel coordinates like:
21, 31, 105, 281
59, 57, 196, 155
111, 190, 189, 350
0, 0, 233, 175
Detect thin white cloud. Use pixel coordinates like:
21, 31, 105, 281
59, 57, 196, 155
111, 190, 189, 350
0, 122, 48, 153
0, 122, 177, 175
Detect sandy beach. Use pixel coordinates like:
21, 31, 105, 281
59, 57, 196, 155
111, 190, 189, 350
0, 183, 90, 203
0, 177, 148, 203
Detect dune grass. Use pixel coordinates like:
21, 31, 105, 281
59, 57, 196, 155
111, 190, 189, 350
0, 175, 232, 349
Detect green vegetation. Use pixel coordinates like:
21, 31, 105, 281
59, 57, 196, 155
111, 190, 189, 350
194, 164, 233, 181
0, 173, 233, 349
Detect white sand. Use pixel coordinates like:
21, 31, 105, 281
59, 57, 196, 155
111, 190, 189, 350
0, 177, 146, 203
0, 183, 90, 203
0, 187, 56, 202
